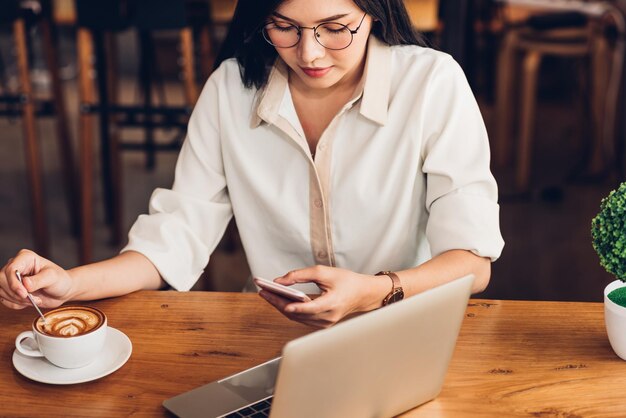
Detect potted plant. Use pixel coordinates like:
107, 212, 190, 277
592, 182, 626, 360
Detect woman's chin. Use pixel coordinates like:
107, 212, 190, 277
294, 72, 345, 91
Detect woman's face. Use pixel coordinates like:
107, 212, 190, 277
269, 0, 373, 92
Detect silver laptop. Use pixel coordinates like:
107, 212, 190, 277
163, 274, 474, 418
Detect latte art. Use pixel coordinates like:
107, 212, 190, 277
36, 306, 105, 338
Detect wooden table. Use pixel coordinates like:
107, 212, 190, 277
2, 292, 626, 417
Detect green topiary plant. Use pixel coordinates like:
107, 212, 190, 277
592, 182, 626, 307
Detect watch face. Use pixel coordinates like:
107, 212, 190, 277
389, 290, 404, 304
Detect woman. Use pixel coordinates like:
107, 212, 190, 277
0, 0, 504, 328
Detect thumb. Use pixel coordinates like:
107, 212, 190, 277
22, 268, 60, 294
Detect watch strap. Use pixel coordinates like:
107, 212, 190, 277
375, 271, 404, 306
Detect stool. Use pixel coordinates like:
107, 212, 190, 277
0, 0, 77, 256
76, 0, 207, 263
494, 13, 611, 193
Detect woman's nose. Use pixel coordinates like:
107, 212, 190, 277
298, 29, 326, 64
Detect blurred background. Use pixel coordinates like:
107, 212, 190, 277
1, 0, 624, 301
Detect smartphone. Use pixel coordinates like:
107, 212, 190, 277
253, 277, 312, 303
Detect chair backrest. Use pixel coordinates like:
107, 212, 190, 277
75, 0, 204, 31
133, 0, 188, 30
75, 0, 132, 30
498, 3, 592, 41
501, 4, 547, 23
185, 0, 212, 28
499, 2, 594, 26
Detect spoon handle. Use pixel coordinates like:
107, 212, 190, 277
15, 270, 47, 323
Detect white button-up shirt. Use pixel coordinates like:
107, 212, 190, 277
122, 36, 505, 293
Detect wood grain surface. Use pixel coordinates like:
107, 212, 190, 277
1, 292, 310, 417
2, 293, 625, 417
415, 300, 626, 417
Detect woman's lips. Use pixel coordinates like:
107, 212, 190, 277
301, 66, 332, 78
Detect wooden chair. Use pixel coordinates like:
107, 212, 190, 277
76, 0, 207, 263
0, 0, 77, 257
494, 7, 612, 193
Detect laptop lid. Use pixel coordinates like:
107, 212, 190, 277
270, 274, 474, 418
163, 274, 474, 418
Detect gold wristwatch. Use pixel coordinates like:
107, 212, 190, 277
376, 271, 404, 306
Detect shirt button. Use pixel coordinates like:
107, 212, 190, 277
317, 250, 327, 259
318, 142, 326, 151
314, 199, 323, 208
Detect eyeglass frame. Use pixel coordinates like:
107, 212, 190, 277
261, 12, 368, 51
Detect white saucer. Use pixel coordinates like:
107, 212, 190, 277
12, 327, 132, 385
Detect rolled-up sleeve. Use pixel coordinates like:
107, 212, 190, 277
121, 70, 233, 290
421, 56, 504, 261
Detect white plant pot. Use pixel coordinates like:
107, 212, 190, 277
604, 280, 626, 360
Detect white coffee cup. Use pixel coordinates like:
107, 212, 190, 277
15, 306, 107, 369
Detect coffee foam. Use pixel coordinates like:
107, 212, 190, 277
36, 306, 104, 338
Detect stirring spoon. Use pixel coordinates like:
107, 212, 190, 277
15, 270, 47, 324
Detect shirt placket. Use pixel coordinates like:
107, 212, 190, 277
257, 62, 363, 268
309, 133, 334, 267
309, 100, 360, 267
271, 114, 336, 267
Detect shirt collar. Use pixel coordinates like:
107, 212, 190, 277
359, 35, 391, 125
250, 60, 289, 128
250, 35, 391, 128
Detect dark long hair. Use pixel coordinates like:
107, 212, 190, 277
214, 0, 426, 89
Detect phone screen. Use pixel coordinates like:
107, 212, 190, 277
253, 277, 312, 303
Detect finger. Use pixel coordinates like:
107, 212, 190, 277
259, 290, 337, 328
258, 290, 323, 322
275, 265, 331, 286
0, 292, 29, 310
0, 287, 30, 307
11, 249, 47, 276
284, 296, 330, 315
2, 264, 28, 300
3, 250, 47, 299
259, 289, 295, 311
0, 268, 9, 296
1, 298, 29, 310
0, 257, 15, 279
258, 291, 327, 328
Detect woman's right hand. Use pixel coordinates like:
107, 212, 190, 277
0, 249, 74, 310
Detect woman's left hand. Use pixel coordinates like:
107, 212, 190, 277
258, 265, 390, 328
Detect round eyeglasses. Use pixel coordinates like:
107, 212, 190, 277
262, 13, 367, 51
